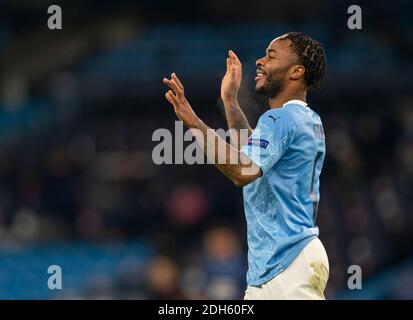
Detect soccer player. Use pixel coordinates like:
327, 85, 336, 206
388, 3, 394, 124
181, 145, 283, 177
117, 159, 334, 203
163, 32, 329, 299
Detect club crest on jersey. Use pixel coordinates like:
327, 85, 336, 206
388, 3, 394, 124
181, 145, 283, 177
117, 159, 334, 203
247, 138, 269, 149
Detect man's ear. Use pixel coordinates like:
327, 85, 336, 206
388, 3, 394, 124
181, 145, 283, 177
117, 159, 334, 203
290, 64, 305, 81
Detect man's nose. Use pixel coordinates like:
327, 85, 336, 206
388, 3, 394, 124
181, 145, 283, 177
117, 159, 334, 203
256, 58, 264, 67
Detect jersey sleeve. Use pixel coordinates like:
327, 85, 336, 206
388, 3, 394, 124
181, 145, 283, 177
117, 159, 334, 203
241, 109, 296, 174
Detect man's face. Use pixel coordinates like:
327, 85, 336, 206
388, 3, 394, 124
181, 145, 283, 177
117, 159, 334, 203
255, 36, 298, 98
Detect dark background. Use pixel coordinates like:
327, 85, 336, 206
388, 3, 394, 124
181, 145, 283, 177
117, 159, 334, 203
0, 0, 411, 299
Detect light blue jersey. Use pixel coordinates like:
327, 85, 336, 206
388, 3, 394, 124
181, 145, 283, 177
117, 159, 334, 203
240, 100, 326, 286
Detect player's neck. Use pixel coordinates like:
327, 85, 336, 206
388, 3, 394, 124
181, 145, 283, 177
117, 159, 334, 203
268, 90, 307, 109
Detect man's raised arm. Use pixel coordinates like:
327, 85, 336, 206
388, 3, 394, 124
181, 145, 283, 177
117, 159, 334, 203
220, 50, 253, 146
163, 73, 261, 187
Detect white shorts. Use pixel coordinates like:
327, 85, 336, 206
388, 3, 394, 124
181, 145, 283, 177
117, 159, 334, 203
244, 237, 329, 300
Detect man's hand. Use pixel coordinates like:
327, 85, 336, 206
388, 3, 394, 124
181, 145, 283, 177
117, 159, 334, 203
221, 50, 242, 102
163, 73, 200, 128
219, 50, 252, 140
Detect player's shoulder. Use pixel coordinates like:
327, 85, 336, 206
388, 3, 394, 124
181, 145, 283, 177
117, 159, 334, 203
284, 102, 323, 124
260, 105, 301, 127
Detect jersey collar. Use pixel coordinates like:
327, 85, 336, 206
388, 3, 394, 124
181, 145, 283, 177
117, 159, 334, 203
282, 99, 308, 107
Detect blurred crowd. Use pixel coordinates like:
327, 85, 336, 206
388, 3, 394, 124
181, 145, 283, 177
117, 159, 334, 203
0, 91, 411, 299
0, 0, 412, 299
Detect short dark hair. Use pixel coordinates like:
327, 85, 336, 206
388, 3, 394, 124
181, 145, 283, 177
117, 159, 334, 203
286, 32, 327, 89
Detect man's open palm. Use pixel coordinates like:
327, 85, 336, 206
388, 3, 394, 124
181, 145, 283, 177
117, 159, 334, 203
221, 50, 242, 102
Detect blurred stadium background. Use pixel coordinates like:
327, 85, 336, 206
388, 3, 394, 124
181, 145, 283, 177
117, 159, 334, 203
0, 0, 412, 299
